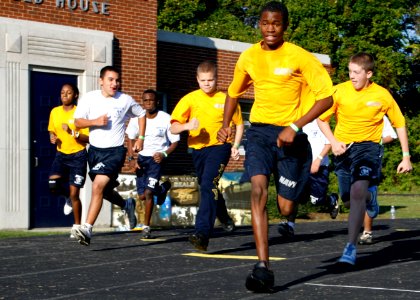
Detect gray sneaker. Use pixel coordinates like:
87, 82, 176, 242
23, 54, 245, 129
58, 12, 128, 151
123, 198, 137, 229
71, 224, 91, 246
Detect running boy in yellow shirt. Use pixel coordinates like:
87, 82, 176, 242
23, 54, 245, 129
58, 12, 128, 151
318, 52, 412, 266
170, 60, 244, 252
217, 1, 333, 292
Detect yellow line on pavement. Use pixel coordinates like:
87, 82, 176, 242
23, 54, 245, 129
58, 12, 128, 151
182, 253, 286, 260
140, 238, 167, 242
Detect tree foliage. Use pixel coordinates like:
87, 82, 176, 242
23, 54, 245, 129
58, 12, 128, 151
158, 0, 418, 112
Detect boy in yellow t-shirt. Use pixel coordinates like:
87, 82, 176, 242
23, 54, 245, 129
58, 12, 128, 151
318, 52, 412, 266
217, 2, 333, 292
48, 83, 89, 237
171, 60, 244, 252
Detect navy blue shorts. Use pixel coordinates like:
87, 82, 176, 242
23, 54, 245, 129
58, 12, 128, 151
245, 124, 312, 202
88, 145, 127, 183
49, 149, 88, 187
308, 165, 329, 205
135, 155, 163, 195
334, 142, 381, 195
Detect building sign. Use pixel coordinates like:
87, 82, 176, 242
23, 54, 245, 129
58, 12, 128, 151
14, 0, 111, 15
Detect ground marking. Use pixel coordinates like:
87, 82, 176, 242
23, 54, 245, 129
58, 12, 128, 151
183, 252, 286, 260
306, 283, 420, 293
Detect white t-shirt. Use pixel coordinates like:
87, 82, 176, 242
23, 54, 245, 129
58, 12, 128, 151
382, 116, 397, 139
303, 119, 330, 166
126, 111, 180, 156
74, 90, 145, 148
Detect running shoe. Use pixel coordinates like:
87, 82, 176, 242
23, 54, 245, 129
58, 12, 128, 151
245, 261, 275, 292
338, 243, 356, 265
366, 186, 379, 218
132, 223, 146, 231
63, 198, 73, 215
277, 222, 294, 238
188, 233, 209, 251
221, 218, 236, 232
141, 226, 152, 239
329, 193, 339, 219
70, 224, 80, 239
157, 181, 171, 205
71, 224, 91, 246
123, 198, 137, 229
358, 231, 373, 245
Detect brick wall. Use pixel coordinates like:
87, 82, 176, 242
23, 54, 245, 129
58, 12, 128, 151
0, 0, 157, 101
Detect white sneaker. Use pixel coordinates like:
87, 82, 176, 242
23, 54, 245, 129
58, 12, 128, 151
359, 231, 373, 245
63, 198, 73, 215
71, 224, 92, 246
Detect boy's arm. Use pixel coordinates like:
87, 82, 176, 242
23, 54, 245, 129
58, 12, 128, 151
126, 139, 137, 171
316, 117, 347, 156
277, 97, 333, 148
395, 127, 413, 173
75, 114, 108, 128
311, 144, 331, 174
231, 123, 244, 160
170, 118, 199, 134
217, 95, 238, 142
133, 115, 146, 152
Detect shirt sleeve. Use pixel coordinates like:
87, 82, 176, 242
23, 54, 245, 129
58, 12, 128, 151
171, 95, 191, 124
125, 117, 139, 139
301, 53, 334, 101
227, 53, 253, 98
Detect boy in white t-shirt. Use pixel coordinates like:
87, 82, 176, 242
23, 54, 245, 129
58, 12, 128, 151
125, 89, 179, 239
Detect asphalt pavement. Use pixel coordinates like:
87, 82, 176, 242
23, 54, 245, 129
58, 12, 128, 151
0, 218, 419, 299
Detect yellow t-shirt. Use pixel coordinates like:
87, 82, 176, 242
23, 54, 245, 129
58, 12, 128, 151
228, 41, 333, 126
171, 89, 243, 149
48, 105, 89, 154
319, 81, 405, 144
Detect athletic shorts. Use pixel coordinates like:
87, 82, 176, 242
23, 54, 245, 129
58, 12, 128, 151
308, 165, 329, 205
334, 141, 381, 188
245, 124, 312, 202
135, 155, 163, 195
88, 145, 127, 183
49, 149, 88, 188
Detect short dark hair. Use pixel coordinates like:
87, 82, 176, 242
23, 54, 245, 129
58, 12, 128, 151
350, 53, 375, 73
143, 89, 158, 99
260, 1, 289, 26
100, 65, 120, 79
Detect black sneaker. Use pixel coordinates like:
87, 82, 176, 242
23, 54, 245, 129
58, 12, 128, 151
221, 218, 236, 232
142, 226, 152, 239
245, 261, 274, 292
277, 222, 294, 238
188, 233, 209, 251
329, 193, 339, 219
157, 181, 171, 205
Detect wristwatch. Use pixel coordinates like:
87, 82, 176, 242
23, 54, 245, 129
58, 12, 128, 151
127, 156, 135, 162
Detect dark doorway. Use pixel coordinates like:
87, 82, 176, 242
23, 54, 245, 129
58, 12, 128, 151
30, 71, 78, 228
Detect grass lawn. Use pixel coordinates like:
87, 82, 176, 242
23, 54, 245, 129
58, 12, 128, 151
270, 193, 420, 223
